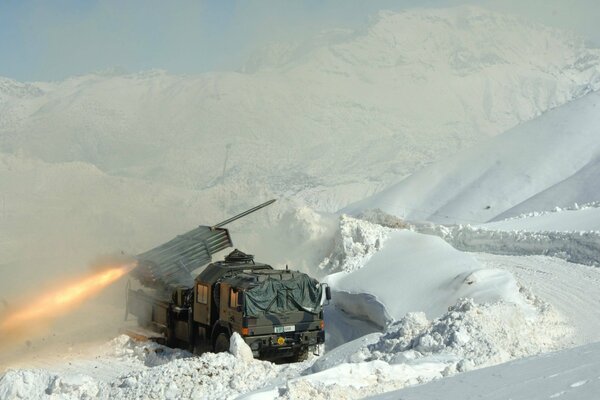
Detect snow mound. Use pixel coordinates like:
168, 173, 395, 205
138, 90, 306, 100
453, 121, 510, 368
367, 298, 568, 369
229, 332, 254, 362
104, 336, 279, 399
320, 224, 545, 352
0, 369, 103, 399
0, 335, 285, 400
318, 215, 391, 274
0, 369, 56, 400
252, 297, 568, 400
325, 230, 527, 323
107, 334, 191, 367
110, 352, 278, 399
318, 295, 567, 374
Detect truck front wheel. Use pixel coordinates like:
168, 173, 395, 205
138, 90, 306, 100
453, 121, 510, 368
213, 333, 230, 353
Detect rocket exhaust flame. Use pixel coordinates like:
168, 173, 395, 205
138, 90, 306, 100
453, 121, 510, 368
0, 263, 135, 336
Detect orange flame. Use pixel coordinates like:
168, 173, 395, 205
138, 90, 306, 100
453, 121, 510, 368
0, 264, 134, 335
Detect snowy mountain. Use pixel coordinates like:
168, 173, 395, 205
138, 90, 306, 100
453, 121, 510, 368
2, 7, 600, 211
344, 89, 600, 223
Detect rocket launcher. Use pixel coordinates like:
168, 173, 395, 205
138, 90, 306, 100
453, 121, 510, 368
131, 199, 276, 289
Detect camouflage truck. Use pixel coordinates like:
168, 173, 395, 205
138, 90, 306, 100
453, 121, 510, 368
125, 200, 330, 361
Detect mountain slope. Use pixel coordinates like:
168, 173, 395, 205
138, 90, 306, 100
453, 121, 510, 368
495, 156, 600, 220
2, 7, 600, 211
344, 89, 600, 223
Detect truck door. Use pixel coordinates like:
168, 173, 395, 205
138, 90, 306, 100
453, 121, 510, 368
220, 284, 243, 333
193, 282, 211, 325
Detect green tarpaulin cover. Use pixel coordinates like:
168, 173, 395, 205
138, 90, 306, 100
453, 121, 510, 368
243, 274, 323, 316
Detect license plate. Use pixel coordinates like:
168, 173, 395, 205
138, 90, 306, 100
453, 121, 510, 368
274, 325, 295, 333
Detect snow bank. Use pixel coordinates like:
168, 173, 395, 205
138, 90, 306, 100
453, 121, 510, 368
317, 297, 567, 375
109, 351, 278, 399
325, 229, 529, 323
418, 223, 600, 266
0, 335, 290, 400
366, 298, 567, 368
0, 370, 60, 400
483, 203, 600, 232
247, 297, 568, 399
318, 215, 391, 275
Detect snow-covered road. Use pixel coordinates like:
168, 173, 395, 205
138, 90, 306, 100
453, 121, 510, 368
474, 253, 600, 346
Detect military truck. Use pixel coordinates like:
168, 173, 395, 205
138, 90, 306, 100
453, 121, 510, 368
125, 200, 330, 361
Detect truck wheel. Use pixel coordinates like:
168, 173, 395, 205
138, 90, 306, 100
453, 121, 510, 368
213, 333, 230, 353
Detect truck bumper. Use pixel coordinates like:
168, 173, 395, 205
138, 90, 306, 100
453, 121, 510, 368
243, 330, 325, 359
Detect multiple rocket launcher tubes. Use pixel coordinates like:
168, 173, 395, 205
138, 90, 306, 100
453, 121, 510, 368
132, 199, 276, 290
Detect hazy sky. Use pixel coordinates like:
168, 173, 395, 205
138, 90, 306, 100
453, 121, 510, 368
1, 0, 598, 81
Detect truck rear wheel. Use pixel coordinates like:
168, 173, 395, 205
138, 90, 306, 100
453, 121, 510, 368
213, 333, 230, 353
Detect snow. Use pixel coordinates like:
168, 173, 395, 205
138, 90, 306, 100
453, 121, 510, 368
344, 89, 600, 224
372, 341, 600, 400
2, 4, 600, 400
0, 335, 295, 400
483, 204, 600, 232
243, 297, 568, 399
416, 223, 600, 266
473, 253, 600, 346
1, 215, 583, 400
229, 332, 254, 362
318, 215, 391, 275
325, 229, 530, 323
2, 7, 600, 214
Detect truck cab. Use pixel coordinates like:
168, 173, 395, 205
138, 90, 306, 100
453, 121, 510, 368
193, 250, 328, 360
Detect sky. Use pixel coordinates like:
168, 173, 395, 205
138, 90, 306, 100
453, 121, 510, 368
0, 0, 599, 82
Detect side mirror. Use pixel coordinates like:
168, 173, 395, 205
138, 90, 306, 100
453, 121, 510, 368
325, 286, 332, 301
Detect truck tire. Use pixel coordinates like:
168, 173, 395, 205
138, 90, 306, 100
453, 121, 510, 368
213, 333, 230, 353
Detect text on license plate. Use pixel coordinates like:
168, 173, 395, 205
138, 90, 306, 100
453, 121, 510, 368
274, 325, 295, 333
